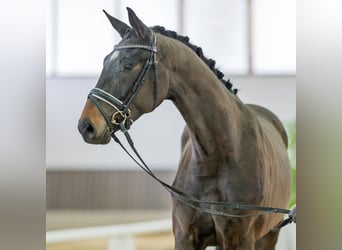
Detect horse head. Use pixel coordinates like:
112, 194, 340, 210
78, 8, 169, 144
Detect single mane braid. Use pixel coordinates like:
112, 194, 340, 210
152, 26, 238, 95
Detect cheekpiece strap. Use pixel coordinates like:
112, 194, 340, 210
89, 30, 158, 132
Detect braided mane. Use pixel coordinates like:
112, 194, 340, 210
152, 26, 238, 95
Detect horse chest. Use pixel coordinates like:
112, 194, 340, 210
177, 159, 258, 201
173, 159, 264, 225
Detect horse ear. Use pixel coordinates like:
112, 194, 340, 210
103, 10, 130, 37
126, 7, 151, 40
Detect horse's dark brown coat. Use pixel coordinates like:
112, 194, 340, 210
78, 8, 292, 250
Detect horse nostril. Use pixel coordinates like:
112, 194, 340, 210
78, 120, 96, 140
85, 122, 94, 134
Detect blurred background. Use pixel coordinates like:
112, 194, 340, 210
46, 0, 296, 249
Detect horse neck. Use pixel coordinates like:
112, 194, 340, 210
159, 35, 246, 160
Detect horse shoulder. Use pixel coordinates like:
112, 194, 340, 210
246, 104, 288, 148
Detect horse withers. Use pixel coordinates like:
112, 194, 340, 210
78, 8, 292, 250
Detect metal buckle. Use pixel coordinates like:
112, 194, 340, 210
111, 110, 131, 125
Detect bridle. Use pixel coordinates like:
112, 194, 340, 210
88, 30, 158, 133
87, 29, 296, 230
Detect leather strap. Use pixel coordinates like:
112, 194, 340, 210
112, 129, 292, 219
88, 30, 158, 131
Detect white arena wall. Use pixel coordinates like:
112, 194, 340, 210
46, 76, 295, 171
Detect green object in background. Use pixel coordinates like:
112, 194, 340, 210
290, 167, 296, 208
286, 121, 296, 208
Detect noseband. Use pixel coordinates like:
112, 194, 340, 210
88, 30, 158, 132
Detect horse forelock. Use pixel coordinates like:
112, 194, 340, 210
151, 25, 238, 95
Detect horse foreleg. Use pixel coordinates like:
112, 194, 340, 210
237, 237, 255, 250
174, 234, 210, 250
172, 212, 195, 250
174, 237, 194, 250
174, 229, 209, 250
218, 234, 255, 250
254, 230, 280, 250
174, 223, 211, 250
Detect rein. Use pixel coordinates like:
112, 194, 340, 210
88, 30, 295, 230
111, 131, 295, 230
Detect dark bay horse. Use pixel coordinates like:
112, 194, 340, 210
78, 8, 292, 250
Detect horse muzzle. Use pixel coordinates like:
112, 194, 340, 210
78, 118, 111, 144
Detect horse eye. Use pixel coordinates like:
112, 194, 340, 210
124, 63, 134, 70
